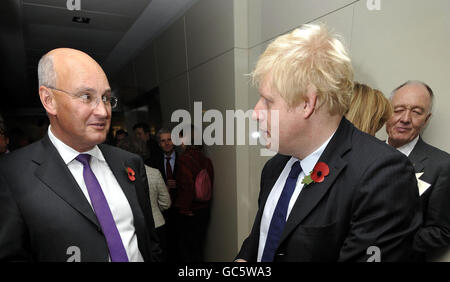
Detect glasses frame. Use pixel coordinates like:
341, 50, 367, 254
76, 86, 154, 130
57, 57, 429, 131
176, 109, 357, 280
45, 86, 118, 109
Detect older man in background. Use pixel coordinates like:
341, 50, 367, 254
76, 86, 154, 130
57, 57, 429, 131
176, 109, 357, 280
386, 80, 450, 261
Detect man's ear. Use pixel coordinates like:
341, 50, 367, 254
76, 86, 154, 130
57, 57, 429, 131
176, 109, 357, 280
425, 112, 432, 124
39, 86, 57, 116
302, 85, 318, 119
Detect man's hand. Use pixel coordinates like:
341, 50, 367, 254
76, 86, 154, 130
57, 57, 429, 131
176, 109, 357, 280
234, 259, 247, 262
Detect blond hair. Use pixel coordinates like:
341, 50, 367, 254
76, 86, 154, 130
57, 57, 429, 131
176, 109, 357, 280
346, 82, 392, 136
252, 23, 354, 116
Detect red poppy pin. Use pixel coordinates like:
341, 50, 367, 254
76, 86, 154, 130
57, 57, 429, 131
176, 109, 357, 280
301, 162, 330, 185
126, 167, 136, 182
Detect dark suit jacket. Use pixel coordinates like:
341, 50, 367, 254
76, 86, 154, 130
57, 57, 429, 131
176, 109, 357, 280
0, 134, 161, 262
150, 151, 179, 204
410, 137, 450, 254
236, 118, 422, 262
143, 138, 162, 168
150, 152, 178, 183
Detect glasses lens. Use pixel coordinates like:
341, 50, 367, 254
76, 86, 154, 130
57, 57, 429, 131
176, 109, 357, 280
110, 97, 118, 109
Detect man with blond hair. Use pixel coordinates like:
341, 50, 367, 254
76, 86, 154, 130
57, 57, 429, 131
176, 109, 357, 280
235, 24, 421, 262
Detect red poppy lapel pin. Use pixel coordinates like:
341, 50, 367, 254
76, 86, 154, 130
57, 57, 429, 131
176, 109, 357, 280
301, 162, 330, 185
125, 166, 136, 182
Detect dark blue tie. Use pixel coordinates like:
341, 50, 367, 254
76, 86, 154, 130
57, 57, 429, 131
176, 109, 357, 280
262, 161, 302, 262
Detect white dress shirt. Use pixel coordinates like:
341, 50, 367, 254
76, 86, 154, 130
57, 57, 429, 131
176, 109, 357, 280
257, 132, 335, 262
387, 135, 419, 157
48, 126, 144, 262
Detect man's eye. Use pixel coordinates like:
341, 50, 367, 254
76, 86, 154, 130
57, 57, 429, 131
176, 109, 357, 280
79, 94, 91, 102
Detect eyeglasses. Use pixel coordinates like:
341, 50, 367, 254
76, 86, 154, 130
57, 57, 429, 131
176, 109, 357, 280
46, 86, 118, 109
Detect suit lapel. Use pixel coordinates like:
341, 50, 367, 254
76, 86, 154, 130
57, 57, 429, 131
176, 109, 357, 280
280, 157, 347, 243
260, 155, 290, 209
173, 152, 178, 177
279, 118, 352, 244
33, 135, 100, 229
408, 137, 427, 173
100, 145, 141, 217
100, 145, 151, 260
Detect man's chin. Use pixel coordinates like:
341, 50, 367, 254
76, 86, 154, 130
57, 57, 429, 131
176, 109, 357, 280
265, 139, 281, 153
88, 125, 108, 134
88, 134, 107, 146
389, 136, 411, 148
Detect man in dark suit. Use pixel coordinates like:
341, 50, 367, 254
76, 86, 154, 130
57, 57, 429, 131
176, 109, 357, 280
0, 48, 161, 262
150, 128, 180, 261
235, 24, 422, 262
386, 80, 450, 260
151, 128, 178, 191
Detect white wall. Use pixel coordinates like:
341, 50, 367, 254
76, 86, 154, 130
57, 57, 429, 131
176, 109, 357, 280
351, 0, 450, 148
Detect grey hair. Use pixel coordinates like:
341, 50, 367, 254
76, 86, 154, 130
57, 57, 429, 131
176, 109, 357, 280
156, 128, 171, 142
390, 80, 434, 114
37, 53, 56, 87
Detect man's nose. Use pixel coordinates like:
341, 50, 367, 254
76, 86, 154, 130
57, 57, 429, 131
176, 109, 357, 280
399, 109, 412, 123
92, 98, 109, 117
253, 98, 264, 121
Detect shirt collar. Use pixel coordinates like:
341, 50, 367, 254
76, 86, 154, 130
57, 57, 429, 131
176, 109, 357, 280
288, 131, 336, 176
164, 151, 176, 160
387, 135, 419, 157
47, 125, 105, 165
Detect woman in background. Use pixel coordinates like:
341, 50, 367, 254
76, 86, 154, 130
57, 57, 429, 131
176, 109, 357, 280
346, 82, 392, 136
116, 136, 171, 261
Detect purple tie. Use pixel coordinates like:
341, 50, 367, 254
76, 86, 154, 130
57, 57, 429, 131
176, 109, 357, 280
75, 154, 129, 262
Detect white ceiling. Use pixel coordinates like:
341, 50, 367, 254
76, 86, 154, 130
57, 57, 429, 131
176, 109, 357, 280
0, 0, 198, 109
